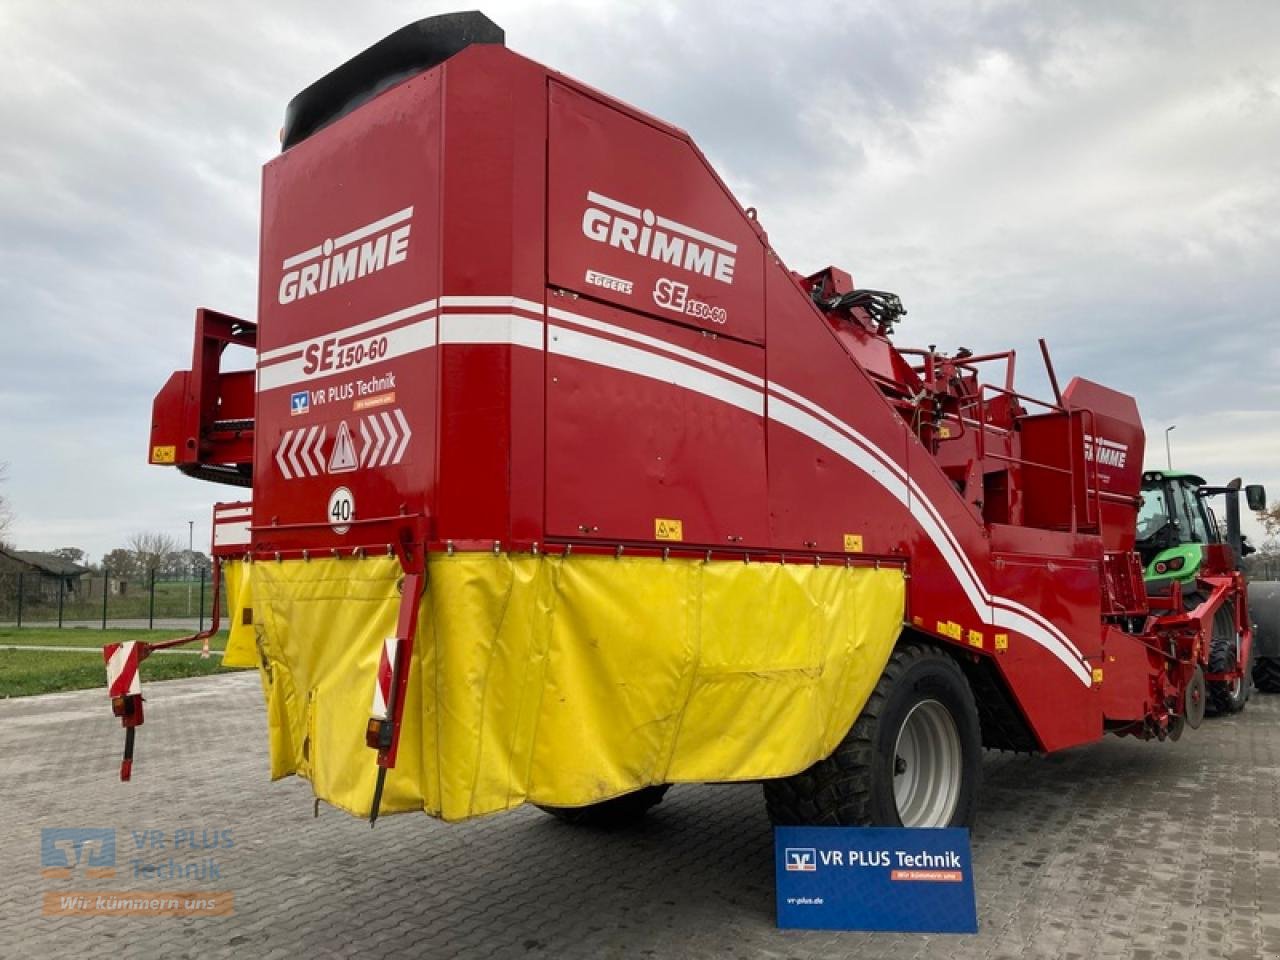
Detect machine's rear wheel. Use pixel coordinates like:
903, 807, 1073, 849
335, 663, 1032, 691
1254, 658, 1280, 694
1207, 604, 1250, 716
1250, 583, 1280, 693
762, 642, 981, 828
536, 785, 669, 827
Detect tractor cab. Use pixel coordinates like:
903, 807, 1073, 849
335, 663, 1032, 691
1138, 471, 1266, 587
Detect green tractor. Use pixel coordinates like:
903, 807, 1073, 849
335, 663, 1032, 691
1136, 471, 1267, 715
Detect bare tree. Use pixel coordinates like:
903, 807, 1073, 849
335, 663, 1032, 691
127, 531, 180, 573
103, 548, 140, 577
52, 547, 88, 566
158, 549, 210, 578
1261, 501, 1280, 538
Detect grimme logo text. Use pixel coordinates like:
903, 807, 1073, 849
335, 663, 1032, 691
278, 206, 413, 304
581, 190, 737, 285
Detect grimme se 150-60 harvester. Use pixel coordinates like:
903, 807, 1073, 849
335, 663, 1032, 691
115, 12, 1255, 829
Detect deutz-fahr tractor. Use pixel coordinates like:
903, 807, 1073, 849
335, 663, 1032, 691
1136, 471, 1266, 713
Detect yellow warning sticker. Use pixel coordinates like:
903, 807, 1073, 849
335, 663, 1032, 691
967, 628, 984, 649
936, 620, 963, 641
994, 633, 1009, 652
655, 518, 684, 542
1092, 667, 1104, 686
151, 445, 176, 464
938, 424, 952, 439
843, 533, 864, 553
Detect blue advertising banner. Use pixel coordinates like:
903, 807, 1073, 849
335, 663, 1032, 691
775, 826, 977, 933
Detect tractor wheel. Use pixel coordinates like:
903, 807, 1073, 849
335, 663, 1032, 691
1254, 658, 1280, 694
1206, 604, 1250, 716
536, 785, 669, 827
762, 642, 982, 828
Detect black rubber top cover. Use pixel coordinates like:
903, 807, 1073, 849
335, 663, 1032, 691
281, 11, 504, 150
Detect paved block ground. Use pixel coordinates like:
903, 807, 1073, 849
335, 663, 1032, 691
2, 671, 1278, 959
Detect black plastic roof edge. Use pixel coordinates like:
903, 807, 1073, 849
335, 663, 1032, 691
281, 11, 504, 151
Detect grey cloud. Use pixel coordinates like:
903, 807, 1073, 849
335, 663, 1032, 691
1, 0, 1277, 557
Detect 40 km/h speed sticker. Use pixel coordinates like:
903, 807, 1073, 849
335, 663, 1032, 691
328, 486, 355, 534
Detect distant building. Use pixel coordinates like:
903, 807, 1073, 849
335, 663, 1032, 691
0, 549, 90, 601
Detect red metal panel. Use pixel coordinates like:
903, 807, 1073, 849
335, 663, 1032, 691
988, 524, 1101, 559
1063, 377, 1145, 553
149, 309, 256, 470
1102, 550, 1147, 615
547, 81, 765, 345
544, 296, 768, 546
1063, 377, 1145, 491
987, 555, 1102, 747
434, 47, 549, 545
1099, 625, 1159, 724
149, 371, 192, 463
762, 261, 1105, 750
1018, 411, 1089, 531
211, 502, 252, 557
254, 70, 443, 551
763, 266, 914, 557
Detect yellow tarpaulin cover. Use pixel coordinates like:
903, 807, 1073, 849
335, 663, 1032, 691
222, 553, 904, 821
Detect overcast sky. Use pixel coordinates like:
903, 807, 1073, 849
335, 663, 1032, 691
1, 0, 1278, 561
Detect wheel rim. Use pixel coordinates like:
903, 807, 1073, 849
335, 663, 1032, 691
892, 699, 962, 828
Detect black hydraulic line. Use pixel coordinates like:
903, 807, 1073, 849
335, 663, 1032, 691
814, 288, 907, 330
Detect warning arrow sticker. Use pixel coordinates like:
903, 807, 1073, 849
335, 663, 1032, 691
328, 421, 358, 474
276, 410, 411, 481
275, 425, 326, 480
358, 408, 412, 468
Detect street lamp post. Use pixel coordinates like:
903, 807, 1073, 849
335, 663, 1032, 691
186, 519, 194, 617
1165, 425, 1176, 471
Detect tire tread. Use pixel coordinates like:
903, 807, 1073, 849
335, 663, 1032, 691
1253, 657, 1280, 694
1207, 604, 1249, 716
763, 641, 978, 827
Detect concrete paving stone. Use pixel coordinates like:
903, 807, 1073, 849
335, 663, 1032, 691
3, 671, 1280, 958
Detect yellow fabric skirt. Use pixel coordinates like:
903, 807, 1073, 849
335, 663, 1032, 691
222, 552, 904, 821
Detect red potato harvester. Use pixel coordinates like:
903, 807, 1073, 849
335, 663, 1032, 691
122, 12, 1253, 830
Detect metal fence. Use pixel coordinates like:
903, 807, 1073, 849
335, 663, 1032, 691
0, 568, 226, 630
1246, 557, 1280, 583
4, 560, 1276, 631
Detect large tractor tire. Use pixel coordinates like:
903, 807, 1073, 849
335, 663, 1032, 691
1255, 658, 1280, 694
1206, 603, 1250, 716
536, 785, 669, 827
763, 642, 982, 828
1250, 582, 1280, 694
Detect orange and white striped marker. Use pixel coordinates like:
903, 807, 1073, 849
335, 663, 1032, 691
371, 638, 398, 720
104, 641, 142, 698
104, 641, 145, 781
